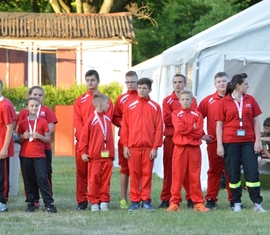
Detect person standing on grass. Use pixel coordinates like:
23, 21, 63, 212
158, 74, 197, 209
17, 97, 57, 213
112, 71, 138, 210
216, 73, 266, 212
79, 94, 114, 212
0, 79, 14, 212
197, 72, 234, 210
74, 70, 113, 210
167, 90, 209, 212
17, 86, 58, 209
121, 78, 163, 211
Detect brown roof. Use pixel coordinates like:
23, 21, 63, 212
0, 12, 135, 39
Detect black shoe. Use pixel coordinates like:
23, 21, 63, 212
157, 201, 169, 209
229, 201, 246, 209
26, 202, 35, 212
76, 201, 88, 210
46, 203, 57, 213
206, 199, 216, 210
187, 199, 194, 209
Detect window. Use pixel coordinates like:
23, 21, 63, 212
40, 50, 56, 85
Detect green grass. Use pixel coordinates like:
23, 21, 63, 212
1, 157, 270, 235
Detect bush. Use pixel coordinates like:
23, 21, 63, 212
2, 82, 123, 111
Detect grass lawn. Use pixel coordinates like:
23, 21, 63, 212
1, 156, 270, 235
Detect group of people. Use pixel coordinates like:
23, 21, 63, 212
0, 69, 269, 213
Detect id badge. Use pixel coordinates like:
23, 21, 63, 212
101, 151, 109, 158
237, 129, 245, 136
29, 134, 34, 142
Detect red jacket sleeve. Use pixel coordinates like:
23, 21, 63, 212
105, 99, 114, 120
187, 113, 203, 139
162, 98, 173, 126
112, 97, 122, 127
78, 119, 91, 155
73, 97, 84, 139
153, 105, 163, 149
172, 112, 194, 135
120, 105, 129, 147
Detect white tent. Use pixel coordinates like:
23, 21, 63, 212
131, 0, 270, 190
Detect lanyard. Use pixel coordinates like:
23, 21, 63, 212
28, 117, 38, 142
232, 94, 243, 128
94, 111, 107, 149
37, 105, 41, 117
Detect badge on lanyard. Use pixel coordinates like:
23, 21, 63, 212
232, 94, 245, 137
94, 111, 109, 158
28, 117, 38, 142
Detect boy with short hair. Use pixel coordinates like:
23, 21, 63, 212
112, 71, 138, 209
78, 94, 114, 212
0, 79, 14, 212
167, 90, 209, 212
121, 77, 163, 211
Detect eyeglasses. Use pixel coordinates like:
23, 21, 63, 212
125, 81, 137, 84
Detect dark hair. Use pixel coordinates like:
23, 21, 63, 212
263, 117, 270, 127
137, 77, 153, 89
26, 97, 39, 105
225, 73, 248, 95
214, 72, 229, 80
0, 79, 3, 91
173, 74, 186, 83
85, 70, 99, 81
126, 71, 138, 79
28, 86, 44, 96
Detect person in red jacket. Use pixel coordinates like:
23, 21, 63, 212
112, 71, 138, 209
121, 78, 163, 211
17, 86, 58, 208
198, 72, 234, 209
167, 90, 209, 212
158, 74, 197, 209
79, 94, 114, 212
17, 97, 57, 213
216, 73, 266, 212
74, 70, 113, 210
0, 79, 14, 212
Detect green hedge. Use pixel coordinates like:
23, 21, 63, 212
3, 82, 123, 111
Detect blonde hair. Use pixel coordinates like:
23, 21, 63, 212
180, 89, 193, 98
92, 94, 108, 107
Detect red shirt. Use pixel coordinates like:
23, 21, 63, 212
73, 91, 113, 140
4, 97, 17, 121
197, 91, 223, 143
78, 112, 114, 161
17, 118, 49, 158
0, 98, 14, 157
172, 107, 203, 146
112, 90, 138, 136
163, 92, 197, 137
17, 105, 58, 150
121, 96, 163, 149
215, 93, 262, 143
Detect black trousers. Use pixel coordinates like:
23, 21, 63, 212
20, 156, 53, 205
223, 142, 262, 204
0, 158, 9, 204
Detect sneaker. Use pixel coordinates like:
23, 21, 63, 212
100, 202, 108, 211
128, 202, 140, 212
76, 201, 88, 210
46, 203, 57, 213
187, 199, 194, 209
194, 203, 209, 212
25, 202, 35, 212
120, 199, 129, 209
157, 201, 169, 209
141, 201, 155, 211
166, 203, 179, 212
229, 201, 246, 209
254, 203, 267, 212
0, 202, 8, 212
34, 200, 40, 209
206, 199, 216, 210
91, 204, 100, 212
233, 203, 242, 212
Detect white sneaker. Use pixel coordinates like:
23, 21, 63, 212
233, 203, 242, 212
0, 202, 7, 212
254, 203, 267, 212
91, 204, 99, 212
100, 202, 108, 211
